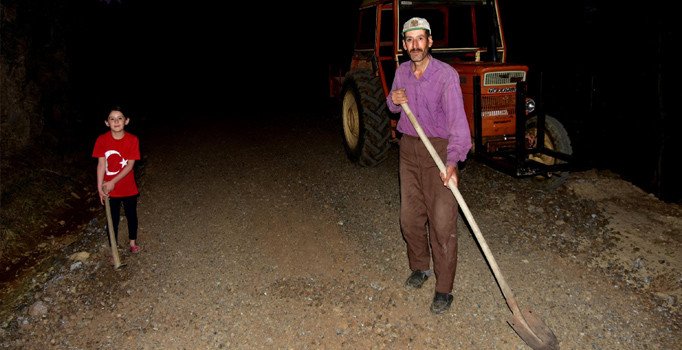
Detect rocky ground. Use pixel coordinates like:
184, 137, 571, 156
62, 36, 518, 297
1, 112, 680, 349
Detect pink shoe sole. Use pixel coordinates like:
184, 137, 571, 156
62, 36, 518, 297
130, 245, 141, 254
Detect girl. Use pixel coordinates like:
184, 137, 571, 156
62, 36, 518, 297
92, 105, 142, 253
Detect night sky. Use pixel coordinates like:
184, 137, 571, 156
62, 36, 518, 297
28, 0, 682, 201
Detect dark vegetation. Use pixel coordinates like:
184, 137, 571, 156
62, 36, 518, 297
1, 1, 92, 274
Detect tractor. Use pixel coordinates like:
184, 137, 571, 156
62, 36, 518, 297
330, 0, 573, 185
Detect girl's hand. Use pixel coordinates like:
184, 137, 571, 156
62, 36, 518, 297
99, 182, 113, 204
102, 181, 114, 195
98, 189, 108, 205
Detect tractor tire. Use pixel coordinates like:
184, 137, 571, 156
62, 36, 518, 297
340, 70, 391, 167
525, 115, 573, 189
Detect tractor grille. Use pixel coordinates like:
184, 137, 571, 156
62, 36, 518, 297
483, 71, 526, 86
481, 95, 516, 117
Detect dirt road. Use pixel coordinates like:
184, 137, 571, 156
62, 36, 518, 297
2, 112, 680, 349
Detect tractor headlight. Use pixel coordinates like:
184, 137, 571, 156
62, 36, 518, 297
525, 98, 536, 114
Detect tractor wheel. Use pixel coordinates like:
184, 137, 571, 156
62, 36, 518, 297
340, 70, 391, 167
525, 115, 573, 188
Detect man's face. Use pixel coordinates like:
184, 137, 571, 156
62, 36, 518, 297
402, 30, 433, 63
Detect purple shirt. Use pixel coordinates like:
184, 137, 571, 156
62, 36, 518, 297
387, 56, 472, 166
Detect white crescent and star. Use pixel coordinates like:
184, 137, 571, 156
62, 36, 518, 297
104, 150, 128, 176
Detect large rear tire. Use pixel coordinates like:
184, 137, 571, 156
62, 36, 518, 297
340, 70, 391, 167
525, 115, 573, 188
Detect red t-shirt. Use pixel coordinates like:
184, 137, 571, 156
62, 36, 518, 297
92, 132, 140, 197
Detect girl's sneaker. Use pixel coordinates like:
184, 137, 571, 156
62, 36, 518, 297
130, 245, 141, 254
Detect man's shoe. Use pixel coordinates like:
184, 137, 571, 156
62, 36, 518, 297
405, 270, 428, 288
430, 292, 453, 314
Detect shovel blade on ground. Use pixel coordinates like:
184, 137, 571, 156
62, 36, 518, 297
508, 309, 559, 350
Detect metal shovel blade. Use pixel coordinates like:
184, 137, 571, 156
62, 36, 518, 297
508, 308, 559, 350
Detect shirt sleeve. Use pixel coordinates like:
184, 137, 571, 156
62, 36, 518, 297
443, 71, 472, 166
387, 66, 404, 114
92, 135, 104, 158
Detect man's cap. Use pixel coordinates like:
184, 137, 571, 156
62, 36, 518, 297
402, 17, 431, 35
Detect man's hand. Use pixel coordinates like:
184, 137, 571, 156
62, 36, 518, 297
391, 88, 407, 106
440, 165, 459, 188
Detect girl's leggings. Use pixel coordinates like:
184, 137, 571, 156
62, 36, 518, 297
109, 195, 138, 241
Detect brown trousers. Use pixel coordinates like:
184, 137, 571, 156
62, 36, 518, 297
399, 135, 459, 294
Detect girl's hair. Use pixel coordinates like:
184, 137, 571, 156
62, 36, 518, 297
107, 105, 126, 117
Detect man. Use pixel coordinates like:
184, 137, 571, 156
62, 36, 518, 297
387, 17, 472, 314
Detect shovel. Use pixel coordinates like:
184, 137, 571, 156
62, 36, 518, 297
105, 197, 126, 270
401, 102, 559, 350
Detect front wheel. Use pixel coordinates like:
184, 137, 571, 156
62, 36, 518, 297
340, 70, 391, 167
525, 115, 573, 188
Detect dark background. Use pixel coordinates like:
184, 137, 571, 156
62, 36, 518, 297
67, 1, 357, 115
1, 0, 679, 202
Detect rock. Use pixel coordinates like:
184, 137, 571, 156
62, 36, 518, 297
69, 251, 90, 262
654, 292, 676, 306
70, 261, 83, 271
28, 301, 48, 317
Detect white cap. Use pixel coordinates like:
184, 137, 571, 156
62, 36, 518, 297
402, 17, 431, 35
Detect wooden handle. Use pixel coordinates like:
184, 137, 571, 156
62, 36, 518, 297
105, 197, 123, 269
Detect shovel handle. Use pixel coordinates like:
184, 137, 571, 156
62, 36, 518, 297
105, 197, 123, 269
400, 102, 523, 316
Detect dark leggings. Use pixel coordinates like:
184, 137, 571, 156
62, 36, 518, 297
109, 195, 138, 242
